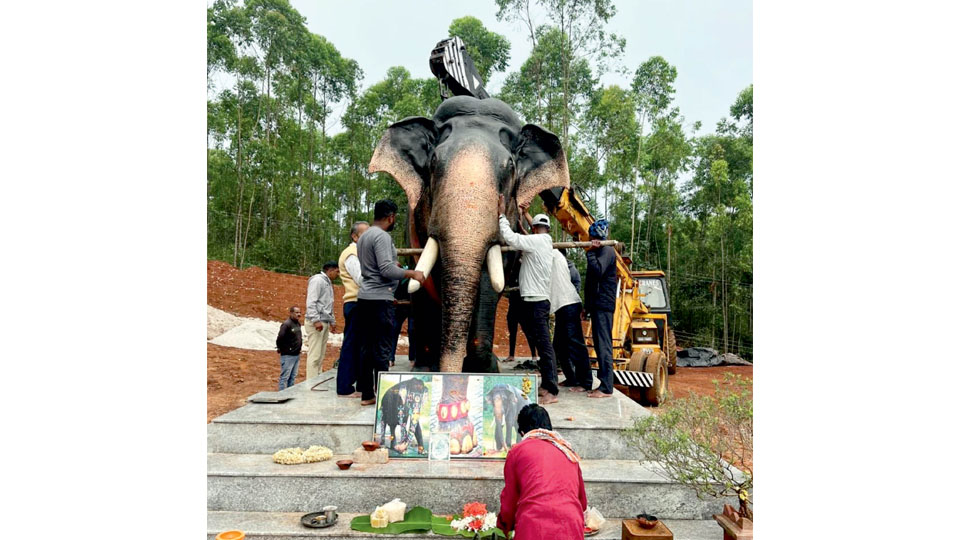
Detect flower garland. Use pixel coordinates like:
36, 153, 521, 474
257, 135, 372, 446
449, 502, 497, 533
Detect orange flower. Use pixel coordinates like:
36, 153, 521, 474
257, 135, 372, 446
463, 502, 487, 517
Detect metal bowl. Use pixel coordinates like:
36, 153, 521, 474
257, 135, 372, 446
301, 511, 338, 529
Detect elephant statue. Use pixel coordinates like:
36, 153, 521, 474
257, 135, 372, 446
369, 96, 569, 372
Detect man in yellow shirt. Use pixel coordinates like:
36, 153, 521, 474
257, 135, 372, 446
335, 221, 368, 397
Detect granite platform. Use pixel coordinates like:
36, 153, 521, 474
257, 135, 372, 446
207, 453, 734, 518
209, 357, 650, 460
207, 511, 722, 540
208, 356, 738, 539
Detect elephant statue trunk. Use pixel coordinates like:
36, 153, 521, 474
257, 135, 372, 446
430, 143, 501, 370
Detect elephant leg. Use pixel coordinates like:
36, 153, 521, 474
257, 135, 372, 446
495, 419, 505, 451
411, 289, 442, 372
387, 422, 397, 449
414, 422, 424, 450
464, 266, 500, 373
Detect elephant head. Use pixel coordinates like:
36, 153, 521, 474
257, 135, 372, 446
369, 96, 569, 371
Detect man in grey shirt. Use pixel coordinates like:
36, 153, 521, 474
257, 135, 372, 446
356, 199, 425, 405
305, 261, 340, 381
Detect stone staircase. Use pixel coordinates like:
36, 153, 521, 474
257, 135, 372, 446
207, 358, 731, 540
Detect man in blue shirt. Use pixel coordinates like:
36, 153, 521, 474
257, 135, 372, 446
584, 220, 617, 398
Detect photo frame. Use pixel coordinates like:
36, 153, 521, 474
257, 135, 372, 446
374, 372, 538, 459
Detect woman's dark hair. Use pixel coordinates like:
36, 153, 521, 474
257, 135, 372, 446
517, 403, 552, 435
374, 199, 398, 220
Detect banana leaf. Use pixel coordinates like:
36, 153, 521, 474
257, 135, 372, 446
431, 514, 506, 539
350, 506, 434, 534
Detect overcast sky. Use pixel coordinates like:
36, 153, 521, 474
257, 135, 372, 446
287, 0, 752, 134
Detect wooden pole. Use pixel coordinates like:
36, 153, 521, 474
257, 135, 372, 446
395, 240, 620, 256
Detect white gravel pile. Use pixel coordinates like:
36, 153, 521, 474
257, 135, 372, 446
207, 305, 248, 340
207, 305, 353, 351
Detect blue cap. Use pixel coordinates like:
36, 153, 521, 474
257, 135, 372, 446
589, 219, 609, 240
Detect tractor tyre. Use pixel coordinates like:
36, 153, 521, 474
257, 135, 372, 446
666, 328, 678, 375
641, 352, 668, 406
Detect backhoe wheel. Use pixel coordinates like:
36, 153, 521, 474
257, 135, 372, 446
666, 328, 678, 375
641, 352, 668, 406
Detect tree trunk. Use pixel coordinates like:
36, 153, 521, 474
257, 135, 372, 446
644, 171, 661, 261
721, 228, 728, 354
560, 8, 569, 150
711, 263, 717, 349
233, 77, 244, 267
319, 92, 328, 261
262, 66, 271, 241
629, 116, 646, 261
629, 170, 638, 261
240, 189, 256, 268
666, 223, 672, 286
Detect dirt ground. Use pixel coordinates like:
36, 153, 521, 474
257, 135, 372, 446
666, 365, 754, 400
207, 260, 752, 423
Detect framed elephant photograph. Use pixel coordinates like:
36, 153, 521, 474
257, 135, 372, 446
481, 375, 537, 458
374, 373, 432, 458
374, 372, 537, 459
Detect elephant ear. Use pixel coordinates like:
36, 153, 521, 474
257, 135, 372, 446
369, 117, 437, 210
514, 124, 570, 208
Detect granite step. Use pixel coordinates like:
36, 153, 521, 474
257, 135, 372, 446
207, 453, 736, 519
208, 367, 650, 460
207, 511, 723, 540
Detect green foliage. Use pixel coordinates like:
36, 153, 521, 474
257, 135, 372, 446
448, 16, 511, 82
499, 25, 595, 137
622, 373, 753, 517
632, 56, 677, 122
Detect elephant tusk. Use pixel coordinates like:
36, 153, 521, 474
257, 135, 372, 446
408, 237, 439, 294
486, 245, 505, 293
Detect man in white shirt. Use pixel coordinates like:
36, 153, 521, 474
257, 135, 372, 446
549, 249, 593, 392
498, 195, 560, 404
305, 262, 340, 381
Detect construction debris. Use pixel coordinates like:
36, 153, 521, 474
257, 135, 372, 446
677, 348, 752, 367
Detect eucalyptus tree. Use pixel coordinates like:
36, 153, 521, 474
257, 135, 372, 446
627, 55, 683, 261
581, 84, 637, 216
448, 16, 511, 82
681, 86, 754, 355
498, 26, 594, 140
496, 0, 624, 147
